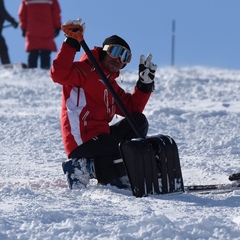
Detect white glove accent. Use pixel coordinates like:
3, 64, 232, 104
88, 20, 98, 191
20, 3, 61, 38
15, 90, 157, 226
139, 54, 157, 84
61, 18, 86, 43
63, 18, 86, 34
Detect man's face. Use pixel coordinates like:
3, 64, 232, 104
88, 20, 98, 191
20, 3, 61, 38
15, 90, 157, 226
101, 54, 125, 73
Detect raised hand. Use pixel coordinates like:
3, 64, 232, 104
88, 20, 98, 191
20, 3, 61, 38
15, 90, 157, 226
61, 18, 86, 43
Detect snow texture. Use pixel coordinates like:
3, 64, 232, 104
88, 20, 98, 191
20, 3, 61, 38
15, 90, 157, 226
0, 65, 240, 240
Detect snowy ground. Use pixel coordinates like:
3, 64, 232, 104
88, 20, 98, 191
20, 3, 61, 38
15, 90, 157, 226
0, 65, 240, 239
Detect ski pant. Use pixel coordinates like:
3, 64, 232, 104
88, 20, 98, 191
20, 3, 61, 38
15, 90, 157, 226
28, 50, 51, 69
69, 112, 148, 183
0, 28, 10, 64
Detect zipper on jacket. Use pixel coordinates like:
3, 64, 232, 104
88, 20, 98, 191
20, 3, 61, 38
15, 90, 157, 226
104, 89, 115, 122
82, 110, 89, 133
104, 89, 110, 115
110, 97, 116, 117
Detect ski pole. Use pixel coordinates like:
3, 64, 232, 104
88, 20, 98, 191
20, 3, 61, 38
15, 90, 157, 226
80, 40, 145, 139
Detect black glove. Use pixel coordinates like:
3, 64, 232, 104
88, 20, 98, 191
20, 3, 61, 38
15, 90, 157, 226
12, 20, 18, 28
22, 30, 26, 37
136, 54, 157, 93
54, 28, 61, 37
64, 37, 81, 52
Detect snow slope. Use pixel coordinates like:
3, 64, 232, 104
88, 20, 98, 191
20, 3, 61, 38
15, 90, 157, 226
0, 65, 240, 239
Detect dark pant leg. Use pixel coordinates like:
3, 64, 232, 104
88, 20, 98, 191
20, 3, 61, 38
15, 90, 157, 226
110, 112, 148, 140
69, 134, 120, 159
40, 50, 51, 69
69, 113, 148, 159
69, 113, 149, 183
28, 50, 39, 68
0, 33, 10, 64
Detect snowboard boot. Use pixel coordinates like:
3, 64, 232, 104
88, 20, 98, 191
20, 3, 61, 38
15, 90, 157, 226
62, 158, 96, 190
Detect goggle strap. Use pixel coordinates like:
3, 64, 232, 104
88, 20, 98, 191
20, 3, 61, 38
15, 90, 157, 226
103, 45, 110, 51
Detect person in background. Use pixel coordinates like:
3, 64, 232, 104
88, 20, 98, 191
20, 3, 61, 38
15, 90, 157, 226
50, 19, 158, 190
18, 0, 61, 69
0, 0, 18, 65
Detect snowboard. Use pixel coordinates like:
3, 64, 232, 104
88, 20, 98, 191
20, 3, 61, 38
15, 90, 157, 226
185, 173, 240, 194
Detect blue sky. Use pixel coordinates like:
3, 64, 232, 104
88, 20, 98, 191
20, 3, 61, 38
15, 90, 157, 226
3, 0, 240, 71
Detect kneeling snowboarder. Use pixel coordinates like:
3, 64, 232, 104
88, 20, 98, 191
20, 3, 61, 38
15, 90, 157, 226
50, 18, 158, 191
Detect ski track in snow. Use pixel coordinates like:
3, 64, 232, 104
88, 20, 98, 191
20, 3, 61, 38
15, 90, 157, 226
0, 65, 240, 239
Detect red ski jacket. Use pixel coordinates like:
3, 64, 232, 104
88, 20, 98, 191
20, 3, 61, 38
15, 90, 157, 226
18, 0, 61, 51
50, 43, 152, 157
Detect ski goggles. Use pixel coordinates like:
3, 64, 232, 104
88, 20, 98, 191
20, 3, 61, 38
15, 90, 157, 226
103, 44, 132, 64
